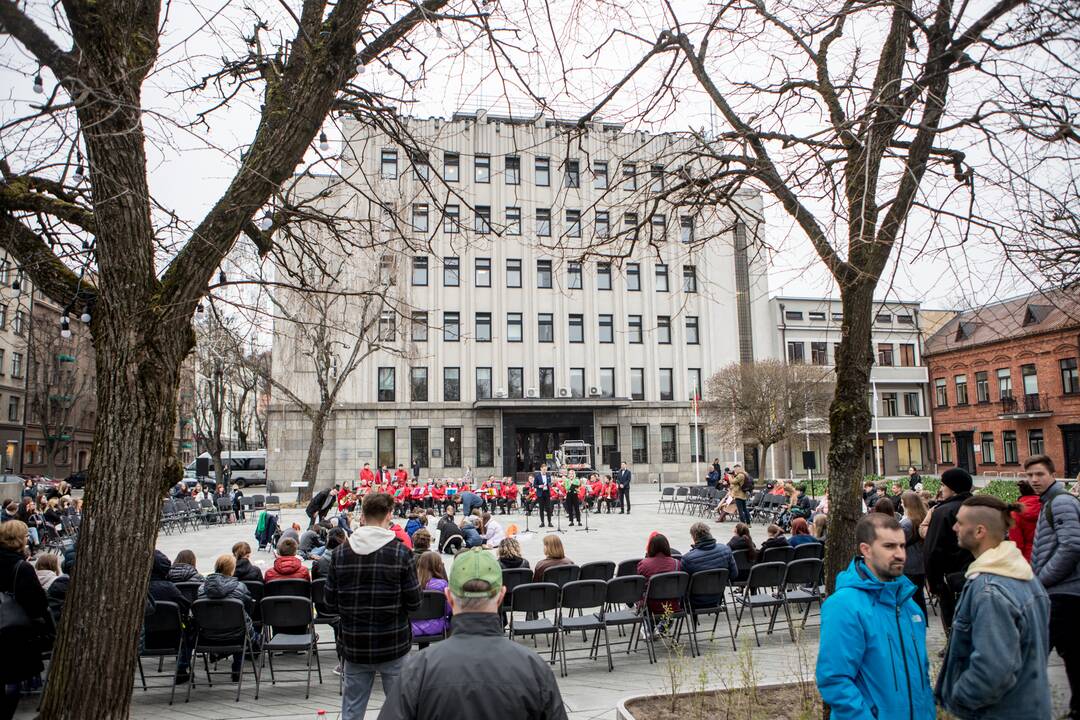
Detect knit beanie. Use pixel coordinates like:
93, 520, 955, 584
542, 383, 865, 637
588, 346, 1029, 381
941, 468, 973, 494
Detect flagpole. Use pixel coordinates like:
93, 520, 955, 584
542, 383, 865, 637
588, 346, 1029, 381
693, 393, 701, 485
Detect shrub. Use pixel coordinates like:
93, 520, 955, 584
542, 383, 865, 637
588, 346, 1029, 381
978, 479, 1021, 504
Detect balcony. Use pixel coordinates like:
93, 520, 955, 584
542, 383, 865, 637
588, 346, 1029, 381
999, 394, 1052, 419
870, 366, 929, 384
870, 415, 933, 434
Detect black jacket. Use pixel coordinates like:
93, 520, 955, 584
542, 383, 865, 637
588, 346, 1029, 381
498, 556, 530, 570
924, 491, 974, 591
0, 548, 50, 681
307, 489, 335, 517
377, 612, 567, 720
617, 468, 632, 488
149, 551, 190, 616
234, 557, 263, 582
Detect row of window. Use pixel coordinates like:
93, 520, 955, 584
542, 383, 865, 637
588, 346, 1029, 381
787, 340, 918, 367
783, 309, 914, 326
393, 311, 701, 346
380, 149, 671, 193
405, 203, 698, 243
378, 423, 704, 470
939, 429, 1044, 466
876, 390, 923, 418
377, 366, 705, 402
933, 359, 1078, 408
2, 394, 19, 423
0, 349, 24, 379
406, 256, 698, 293
0, 305, 26, 335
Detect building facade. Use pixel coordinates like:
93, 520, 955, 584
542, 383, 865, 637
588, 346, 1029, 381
0, 253, 29, 473
767, 296, 933, 478
924, 289, 1080, 479
269, 112, 773, 489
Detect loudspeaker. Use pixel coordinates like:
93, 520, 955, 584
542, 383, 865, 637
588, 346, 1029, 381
802, 451, 817, 471
608, 450, 621, 471
195, 457, 210, 477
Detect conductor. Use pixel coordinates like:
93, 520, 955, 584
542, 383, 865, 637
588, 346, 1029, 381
532, 463, 555, 528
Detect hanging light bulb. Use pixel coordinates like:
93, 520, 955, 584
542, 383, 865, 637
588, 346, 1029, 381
319, 131, 329, 151
435, 25, 443, 38
60, 315, 71, 338
356, 61, 366, 74
33, 74, 44, 94
258, 211, 273, 231
73, 164, 84, 184
11, 277, 20, 292
80, 311, 91, 323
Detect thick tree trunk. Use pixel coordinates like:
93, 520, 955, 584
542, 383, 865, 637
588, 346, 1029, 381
298, 410, 328, 502
823, 281, 876, 594
39, 331, 187, 718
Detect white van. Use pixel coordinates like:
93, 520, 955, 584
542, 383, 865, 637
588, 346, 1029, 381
184, 450, 267, 488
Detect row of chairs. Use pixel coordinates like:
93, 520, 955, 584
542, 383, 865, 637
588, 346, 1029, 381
161, 495, 281, 534
657, 486, 722, 515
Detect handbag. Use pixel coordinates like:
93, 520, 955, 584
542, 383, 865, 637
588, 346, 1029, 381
0, 565, 33, 633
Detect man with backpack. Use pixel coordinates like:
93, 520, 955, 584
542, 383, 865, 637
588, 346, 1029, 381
1026, 453, 1080, 719
731, 464, 753, 524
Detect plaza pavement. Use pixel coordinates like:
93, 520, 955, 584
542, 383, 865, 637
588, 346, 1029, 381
16, 486, 1071, 719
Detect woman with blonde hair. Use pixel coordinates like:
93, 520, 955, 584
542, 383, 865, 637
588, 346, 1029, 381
497, 537, 529, 570
532, 534, 573, 581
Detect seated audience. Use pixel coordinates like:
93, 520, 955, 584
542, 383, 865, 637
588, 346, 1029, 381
196, 554, 259, 681
759, 524, 790, 554
812, 514, 828, 542
265, 537, 311, 582
411, 552, 451, 645
34, 553, 61, 590
437, 508, 464, 555
788, 518, 819, 547
299, 525, 327, 559
480, 512, 505, 547
313, 528, 348, 580
231, 542, 263, 581
637, 533, 681, 618
168, 549, 204, 583
680, 522, 737, 607
460, 516, 484, 548
497, 537, 530, 570
533, 534, 574, 582
727, 522, 758, 564
411, 528, 433, 560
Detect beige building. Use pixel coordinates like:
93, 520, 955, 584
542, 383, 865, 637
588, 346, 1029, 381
269, 112, 773, 489
0, 253, 29, 473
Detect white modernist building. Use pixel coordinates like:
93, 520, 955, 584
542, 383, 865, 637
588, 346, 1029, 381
268, 112, 773, 489
767, 296, 933, 479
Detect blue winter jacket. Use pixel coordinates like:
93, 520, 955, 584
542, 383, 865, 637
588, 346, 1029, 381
1031, 481, 1080, 597
815, 558, 934, 720
680, 537, 738, 606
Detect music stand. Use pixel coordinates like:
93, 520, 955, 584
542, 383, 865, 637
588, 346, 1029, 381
551, 495, 566, 534
518, 490, 534, 536
575, 495, 597, 534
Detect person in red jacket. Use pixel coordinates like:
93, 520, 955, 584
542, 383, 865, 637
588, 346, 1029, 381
265, 537, 311, 581
431, 481, 448, 512
394, 464, 409, 484
1009, 480, 1041, 561
586, 475, 603, 511
523, 484, 537, 515
359, 462, 375, 485
499, 478, 518, 515
636, 533, 681, 625
604, 477, 619, 513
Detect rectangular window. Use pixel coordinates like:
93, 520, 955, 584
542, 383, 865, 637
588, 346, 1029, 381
568, 314, 584, 343
566, 210, 582, 238
624, 212, 639, 238
935, 378, 948, 407
788, 342, 805, 364
632, 425, 648, 463
897, 438, 923, 470
690, 425, 706, 463
811, 342, 828, 365
623, 162, 638, 190
444, 427, 462, 467
476, 427, 494, 467
536, 208, 551, 237
954, 375, 969, 405
378, 311, 395, 341
876, 313, 892, 324
981, 432, 996, 463
940, 435, 953, 464
444, 205, 460, 233
593, 161, 608, 189
377, 428, 395, 468
475, 258, 491, 287
507, 313, 523, 342
1022, 364, 1038, 395
505, 156, 520, 185
601, 426, 618, 466
443, 367, 460, 401
686, 316, 700, 345
598, 368, 615, 398
597, 263, 612, 290
655, 264, 669, 292
598, 315, 614, 343
975, 371, 990, 403
650, 164, 664, 191
410, 311, 428, 342
12, 352, 23, 379
412, 203, 429, 232
410, 428, 429, 469
475, 368, 492, 400
650, 213, 666, 238
567, 261, 582, 290
661, 425, 677, 463
411, 256, 428, 286
535, 157, 550, 186
413, 158, 431, 180
903, 391, 921, 416
900, 344, 916, 367
595, 211, 610, 238
785, 311, 804, 321
538, 313, 554, 343
682, 265, 697, 293
380, 149, 398, 179
680, 216, 694, 244
410, 367, 428, 402
878, 344, 895, 366
443, 257, 460, 286
539, 367, 555, 398
474, 154, 490, 183
505, 207, 521, 235
378, 367, 396, 402
659, 368, 674, 401
1029, 429, 1044, 456
443, 312, 460, 342
657, 316, 672, 344
7, 396, 18, 424
379, 256, 396, 286
897, 314, 914, 325
565, 159, 580, 188
881, 392, 898, 417
570, 368, 585, 398
688, 368, 702, 400
507, 367, 524, 399
997, 368, 1012, 399
1061, 358, 1079, 394
443, 152, 459, 182
628, 315, 643, 344
537, 260, 552, 288
506, 258, 522, 288
475, 205, 492, 234
808, 311, 826, 321
0, 305, 6, 330
475, 312, 492, 342
626, 263, 641, 291
1003, 430, 1018, 464
631, 368, 645, 400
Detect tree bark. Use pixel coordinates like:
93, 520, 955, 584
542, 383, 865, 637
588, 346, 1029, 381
297, 408, 329, 502
823, 280, 876, 594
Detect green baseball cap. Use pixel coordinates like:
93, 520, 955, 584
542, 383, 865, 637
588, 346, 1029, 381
448, 548, 503, 598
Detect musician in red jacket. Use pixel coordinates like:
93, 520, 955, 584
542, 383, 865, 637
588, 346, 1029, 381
498, 478, 519, 515
394, 464, 409, 484
431, 481, 448, 512
359, 462, 375, 485
603, 477, 619, 513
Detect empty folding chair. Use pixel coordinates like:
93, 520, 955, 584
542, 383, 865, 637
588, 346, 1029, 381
602, 575, 647, 651
615, 559, 643, 578
264, 579, 311, 599
792, 542, 824, 561
137, 601, 184, 705
733, 561, 788, 646
673, 487, 691, 514
761, 545, 795, 565
686, 569, 736, 651
265, 495, 281, 510
187, 598, 260, 702
508, 583, 561, 663
776, 558, 825, 634
578, 561, 615, 582
257, 596, 321, 699
657, 487, 676, 513
556, 580, 612, 676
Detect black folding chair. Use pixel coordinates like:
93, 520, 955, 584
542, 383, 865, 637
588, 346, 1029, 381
175, 582, 201, 605
686, 569, 736, 651
409, 590, 450, 646
578, 561, 615, 582
242, 581, 265, 625
508, 583, 561, 663
615, 559, 642, 578
602, 575, 647, 652
639, 571, 695, 662
792, 542, 824, 560
556, 580, 612, 676
137, 601, 184, 705
776, 558, 825, 634
257, 596, 321, 699
264, 579, 311, 598
187, 598, 260, 702
761, 545, 795, 565
542, 564, 580, 590
657, 487, 676, 513
734, 562, 788, 646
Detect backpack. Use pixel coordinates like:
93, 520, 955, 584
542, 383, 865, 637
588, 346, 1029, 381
0, 565, 33, 634
741, 475, 755, 493
1041, 489, 1080, 530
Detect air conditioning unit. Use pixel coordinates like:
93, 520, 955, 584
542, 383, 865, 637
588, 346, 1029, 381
589, 386, 602, 396
559, 388, 570, 398
526, 388, 538, 398
495, 388, 507, 398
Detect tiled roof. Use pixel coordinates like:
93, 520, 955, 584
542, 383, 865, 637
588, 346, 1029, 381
923, 288, 1080, 356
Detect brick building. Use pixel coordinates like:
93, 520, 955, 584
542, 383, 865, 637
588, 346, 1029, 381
924, 289, 1080, 479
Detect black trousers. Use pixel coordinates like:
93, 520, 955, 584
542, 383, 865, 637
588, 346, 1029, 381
538, 494, 553, 524
936, 583, 959, 633
735, 498, 751, 524
905, 573, 928, 617
618, 485, 631, 512
565, 495, 581, 524
1050, 593, 1080, 717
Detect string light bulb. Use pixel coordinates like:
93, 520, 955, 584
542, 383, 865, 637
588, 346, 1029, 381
80, 311, 91, 323
73, 164, 84, 184
319, 131, 330, 151
33, 74, 44, 94
11, 278, 20, 292
435, 25, 442, 38
258, 211, 273, 231
60, 314, 71, 338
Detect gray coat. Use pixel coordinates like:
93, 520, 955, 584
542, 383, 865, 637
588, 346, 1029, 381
1031, 482, 1080, 597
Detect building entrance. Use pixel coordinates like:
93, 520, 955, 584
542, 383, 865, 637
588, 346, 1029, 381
500, 411, 595, 477
513, 428, 579, 473
1062, 425, 1080, 479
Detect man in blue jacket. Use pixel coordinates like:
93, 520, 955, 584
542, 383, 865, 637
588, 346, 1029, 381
680, 522, 737, 608
816, 513, 934, 720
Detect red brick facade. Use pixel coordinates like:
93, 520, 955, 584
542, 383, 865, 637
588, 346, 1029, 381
926, 327, 1080, 478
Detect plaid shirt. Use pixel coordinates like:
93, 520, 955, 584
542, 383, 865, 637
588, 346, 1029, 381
326, 533, 421, 664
